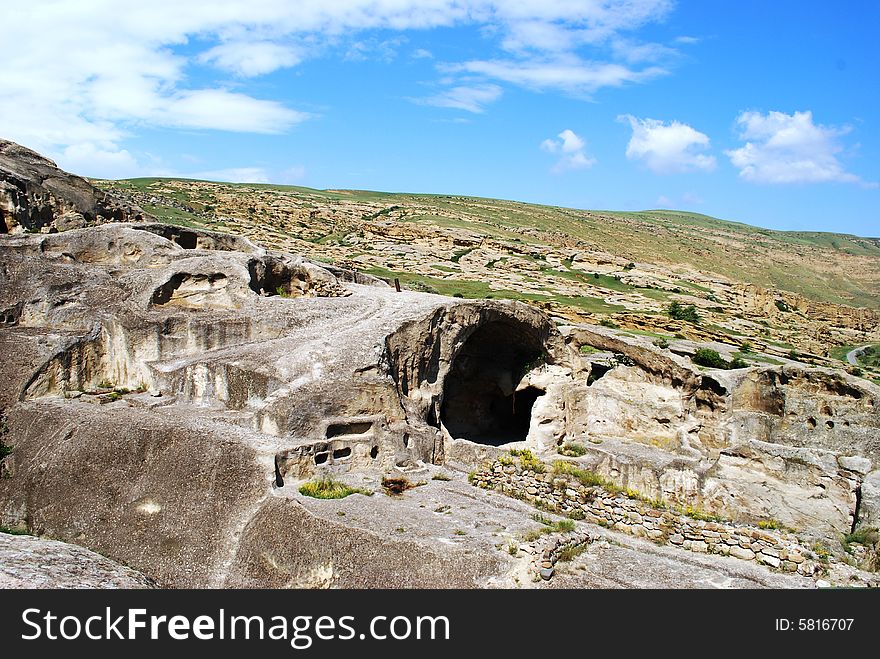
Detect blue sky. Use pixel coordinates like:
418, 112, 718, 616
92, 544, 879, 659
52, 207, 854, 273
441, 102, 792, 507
2, 1, 878, 235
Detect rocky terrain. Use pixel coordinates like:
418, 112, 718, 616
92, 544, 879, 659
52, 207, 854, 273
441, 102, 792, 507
93, 176, 880, 374
1, 138, 879, 589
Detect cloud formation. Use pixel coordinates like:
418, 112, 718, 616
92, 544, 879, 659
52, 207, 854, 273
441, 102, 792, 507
417, 84, 503, 113
725, 110, 874, 186
0, 0, 678, 177
620, 115, 716, 174
541, 129, 596, 172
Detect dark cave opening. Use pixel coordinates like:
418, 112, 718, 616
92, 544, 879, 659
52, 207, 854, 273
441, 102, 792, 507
248, 257, 304, 297
0, 210, 7, 234
440, 321, 546, 446
174, 231, 198, 249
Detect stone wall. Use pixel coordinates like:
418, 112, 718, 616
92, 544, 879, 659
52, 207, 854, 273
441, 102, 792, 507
472, 459, 823, 578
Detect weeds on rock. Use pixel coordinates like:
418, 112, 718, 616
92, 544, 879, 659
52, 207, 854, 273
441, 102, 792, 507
299, 478, 370, 499
557, 442, 587, 457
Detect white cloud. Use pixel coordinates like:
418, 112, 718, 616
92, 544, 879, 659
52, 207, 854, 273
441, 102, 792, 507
620, 115, 716, 174
416, 84, 503, 113
59, 143, 142, 180
541, 129, 596, 172
160, 90, 308, 133
0, 0, 678, 176
725, 110, 875, 186
448, 56, 666, 95
412, 48, 434, 59
198, 42, 303, 77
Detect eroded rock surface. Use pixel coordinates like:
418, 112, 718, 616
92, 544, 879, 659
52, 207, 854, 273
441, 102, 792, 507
0, 533, 154, 588
0, 142, 878, 588
0, 139, 148, 234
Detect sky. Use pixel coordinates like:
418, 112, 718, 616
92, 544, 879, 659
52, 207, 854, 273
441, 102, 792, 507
1, 1, 878, 235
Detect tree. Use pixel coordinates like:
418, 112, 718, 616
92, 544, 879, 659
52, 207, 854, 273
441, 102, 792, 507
667, 301, 700, 324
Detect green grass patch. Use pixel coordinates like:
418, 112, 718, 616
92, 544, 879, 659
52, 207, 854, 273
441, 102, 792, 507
522, 514, 577, 541
0, 526, 29, 536
557, 543, 589, 562
552, 461, 619, 491
299, 478, 370, 499
557, 443, 588, 457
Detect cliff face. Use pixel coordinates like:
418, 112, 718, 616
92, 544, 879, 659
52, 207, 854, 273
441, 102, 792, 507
0, 139, 149, 234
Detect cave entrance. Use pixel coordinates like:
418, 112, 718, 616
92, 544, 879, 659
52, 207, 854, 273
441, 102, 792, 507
440, 321, 546, 446
0, 209, 7, 234
248, 257, 304, 297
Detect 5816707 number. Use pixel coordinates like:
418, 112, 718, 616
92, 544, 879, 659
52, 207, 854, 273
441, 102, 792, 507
775, 619, 854, 631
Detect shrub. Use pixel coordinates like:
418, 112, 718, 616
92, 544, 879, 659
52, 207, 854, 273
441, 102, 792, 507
653, 338, 670, 349
729, 357, 749, 369
299, 478, 369, 499
599, 318, 618, 329
623, 262, 636, 271
382, 475, 415, 495
510, 449, 545, 473
693, 348, 729, 369
667, 301, 700, 324
0, 442, 11, 459
739, 342, 752, 352
775, 299, 791, 312
431, 472, 452, 481
557, 442, 588, 457
557, 543, 588, 562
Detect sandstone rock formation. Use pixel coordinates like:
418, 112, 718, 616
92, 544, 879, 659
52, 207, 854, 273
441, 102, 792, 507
0, 139, 148, 234
1, 142, 878, 589
0, 533, 154, 588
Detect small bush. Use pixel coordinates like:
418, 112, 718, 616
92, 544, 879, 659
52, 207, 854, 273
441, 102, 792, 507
667, 301, 700, 324
623, 262, 636, 271
382, 475, 415, 495
299, 478, 369, 499
739, 342, 752, 353
729, 357, 749, 369
557, 442, 588, 457
653, 338, 669, 349
758, 519, 780, 530
510, 449, 545, 473
0, 442, 11, 459
599, 318, 618, 329
693, 348, 729, 369
775, 299, 791, 313
431, 472, 452, 481
0, 526, 29, 536
788, 349, 799, 360
843, 527, 879, 548
557, 543, 588, 562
